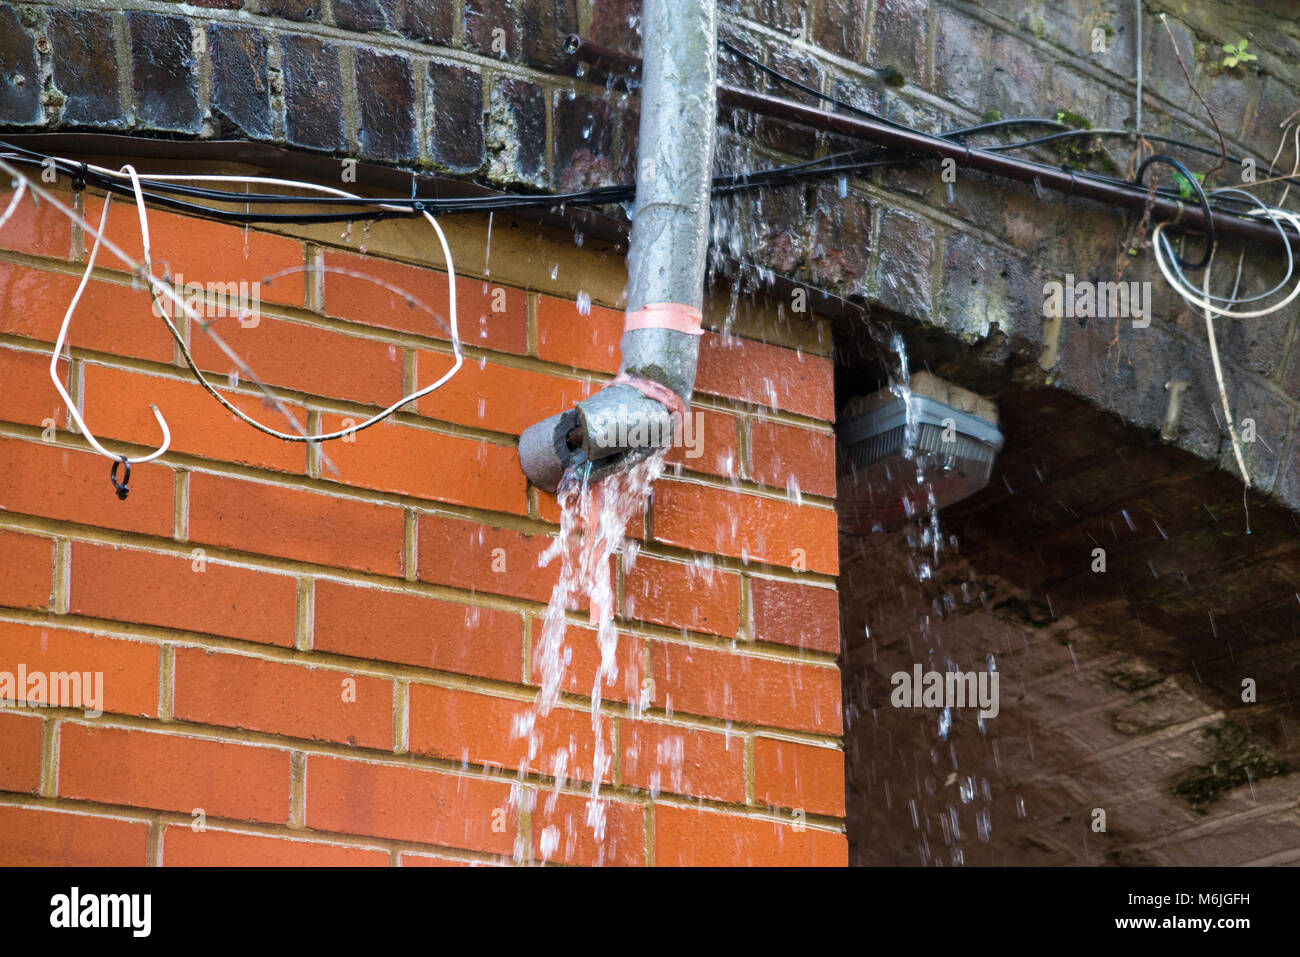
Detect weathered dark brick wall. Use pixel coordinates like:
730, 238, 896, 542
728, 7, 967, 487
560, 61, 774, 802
710, 0, 1300, 510
2, 0, 1299, 507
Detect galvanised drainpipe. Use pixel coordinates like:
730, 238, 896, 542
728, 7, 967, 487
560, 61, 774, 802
518, 0, 717, 492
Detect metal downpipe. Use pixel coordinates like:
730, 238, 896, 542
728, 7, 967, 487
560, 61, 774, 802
517, 0, 717, 492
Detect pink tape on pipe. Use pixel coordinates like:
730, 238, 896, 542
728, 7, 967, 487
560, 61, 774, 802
610, 372, 685, 421
623, 301, 704, 336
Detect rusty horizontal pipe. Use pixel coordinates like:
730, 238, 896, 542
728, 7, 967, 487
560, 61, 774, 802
566, 36, 1299, 254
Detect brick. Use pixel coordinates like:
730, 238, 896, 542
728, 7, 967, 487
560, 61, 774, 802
415, 352, 595, 436
748, 170, 807, 276
536, 294, 622, 374
0, 5, 41, 124
173, 648, 393, 749
460, 272, 530, 351
399, 851, 474, 866
486, 75, 547, 188
188, 317, 402, 407
0, 436, 173, 537
649, 641, 842, 734
0, 620, 159, 717
128, 12, 201, 134
933, 11, 994, 113
70, 542, 297, 647
554, 93, 613, 191
314, 580, 523, 682
871, 206, 935, 322
304, 754, 516, 853
751, 577, 840, 654
747, 421, 836, 498
939, 232, 1044, 349
651, 480, 839, 574
189, 472, 405, 575
734, 0, 803, 31
518, 0, 579, 72
531, 792, 643, 866
209, 25, 271, 139
408, 684, 610, 782
0, 187, 73, 261
257, 0, 318, 21
322, 252, 526, 354
0, 529, 54, 610
695, 333, 835, 421
665, 405, 741, 481
162, 826, 389, 866
812, 185, 873, 293
418, 513, 565, 605
317, 413, 527, 515
587, 0, 641, 53
0, 712, 42, 792
869, 0, 930, 87
0, 806, 149, 866
59, 724, 291, 823
334, 0, 402, 32
622, 555, 740, 638
620, 720, 745, 804
527, 620, 642, 705
758, 48, 823, 157
815, 0, 869, 58
0, 263, 172, 361
281, 36, 346, 152
427, 62, 485, 173
405, 1, 454, 43
754, 737, 845, 816
48, 9, 123, 126
654, 804, 846, 866
465, 0, 518, 59
83, 196, 306, 309
0, 345, 68, 429
356, 50, 417, 161
80, 363, 308, 473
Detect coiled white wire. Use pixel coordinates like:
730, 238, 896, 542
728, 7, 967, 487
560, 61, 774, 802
1, 156, 463, 468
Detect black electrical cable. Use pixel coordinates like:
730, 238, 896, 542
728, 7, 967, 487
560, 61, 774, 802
720, 39, 1299, 219
5, 28, 1282, 235
719, 36, 908, 129
1136, 154, 1215, 271
0, 66, 1279, 245
981, 126, 1300, 191
0, 136, 1252, 242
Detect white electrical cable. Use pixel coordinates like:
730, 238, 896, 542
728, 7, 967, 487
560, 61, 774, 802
3, 152, 465, 451
1152, 206, 1300, 318
114, 167, 464, 444
0, 177, 26, 232
50, 171, 171, 465
1200, 248, 1252, 488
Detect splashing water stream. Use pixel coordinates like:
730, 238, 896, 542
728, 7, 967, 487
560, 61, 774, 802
877, 330, 996, 864
514, 450, 667, 862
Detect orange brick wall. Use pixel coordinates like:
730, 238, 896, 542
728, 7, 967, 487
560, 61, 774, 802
0, 180, 845, 866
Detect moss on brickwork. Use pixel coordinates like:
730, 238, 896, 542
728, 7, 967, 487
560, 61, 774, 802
1170, 721, 1290, 813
